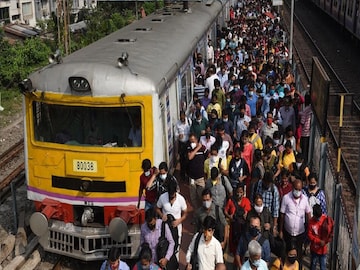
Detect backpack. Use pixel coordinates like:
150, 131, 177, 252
156, 222, 179, 269
320, 215, 334, 242
156, 222, 170, 262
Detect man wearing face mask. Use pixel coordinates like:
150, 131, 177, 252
190, 110, 208, 140
235, 216, 271, 268
147, 162, 179, 200
239, 240, 268, 270
289, 153, 310, 184
245, 84, 258, 118
308, 204, 333, 270
261, 84, 279, 118
193, 189, 227, 249
247, 194, 273, 241
260, 112, 278, 142
204, 145, 228, 180
279, 179, 311, 269
140, 208, 175, 268
187, 134, 208, 210
234, 104, 251, 142
138, 159, 158, 210
205, 167, 233, 208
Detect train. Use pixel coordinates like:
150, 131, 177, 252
20, 0, 233, 261
311, 0, 360, 40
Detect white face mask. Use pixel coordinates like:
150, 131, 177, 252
203, 200, 212, 209
274, 139, 280, 145
144, 171, 150, 177
296, 162, 302, 168
160, 174, 167, 180
293, 189, 302, 198
191, 142, 197, 149
254, 205, 264, 214
210, 156, 217, 163
251, 259, 261, 267
223, 118, 228, 122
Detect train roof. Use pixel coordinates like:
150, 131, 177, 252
29, 1, 225, 97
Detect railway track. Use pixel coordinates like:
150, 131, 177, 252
282, 0, 359, 219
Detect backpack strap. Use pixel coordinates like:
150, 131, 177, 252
257, 235, 267, 246
191, 232, 203, 267
216, 205, 220, 220
160, 221, 166, 238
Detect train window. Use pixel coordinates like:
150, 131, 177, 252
32, 102, 142, 147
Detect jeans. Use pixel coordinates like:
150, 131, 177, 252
310, 252, 326, 270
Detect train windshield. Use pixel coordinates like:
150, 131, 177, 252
32, 101, 142, 147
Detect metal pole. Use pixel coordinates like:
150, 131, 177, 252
337, 95, 344, 173
289, 0, 294, 64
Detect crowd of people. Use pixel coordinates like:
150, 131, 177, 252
100, 0, 334, 269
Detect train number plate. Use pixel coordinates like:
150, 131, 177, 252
73, 159, 98, 172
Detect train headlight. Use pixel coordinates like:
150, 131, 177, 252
81, 207, 94, 226
68, 77, 91, 92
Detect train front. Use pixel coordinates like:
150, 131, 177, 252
21, 60, 156, 261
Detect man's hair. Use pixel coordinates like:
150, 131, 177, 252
263, 171, 274, 183
202, 188, 212, 197
210, 167, 219, 180
141, 159, 151, 171
139, 243, 152, 261
203, 215, 216, 230
108, 246, 120, 261
145, 208, 157, 222
158, 161, 168, 172
248, 240, 262, 256
168, 179, 177, 196
214, 79, 220, 87
313, 204, 322, 218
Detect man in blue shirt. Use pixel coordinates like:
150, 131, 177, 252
234, 216, 271, 267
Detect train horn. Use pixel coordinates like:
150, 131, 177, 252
117, 52, 129, 68
49, 49, 62, 64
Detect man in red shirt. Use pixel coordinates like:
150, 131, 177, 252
137, 159, 158, 210
308, 204, 333, 270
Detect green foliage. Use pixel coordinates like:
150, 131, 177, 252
0, 37, 51, 89
142, 2, 163, 15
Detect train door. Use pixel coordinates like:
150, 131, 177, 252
159, 89, 174, 168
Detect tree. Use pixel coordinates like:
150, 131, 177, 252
0, 37, 51, 89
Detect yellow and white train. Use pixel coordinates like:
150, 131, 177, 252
21, 0, 232, 261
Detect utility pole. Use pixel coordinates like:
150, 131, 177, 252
56, 0, 70, 55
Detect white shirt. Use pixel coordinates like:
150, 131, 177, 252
200, 135, 216, 151
186, 233, 223, 270
205, 74, 220, 92
157, 192, 187, 236
175, 118, 192, 143
240, 259, 268, 270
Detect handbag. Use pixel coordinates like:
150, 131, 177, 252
156, 222, 169, 261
